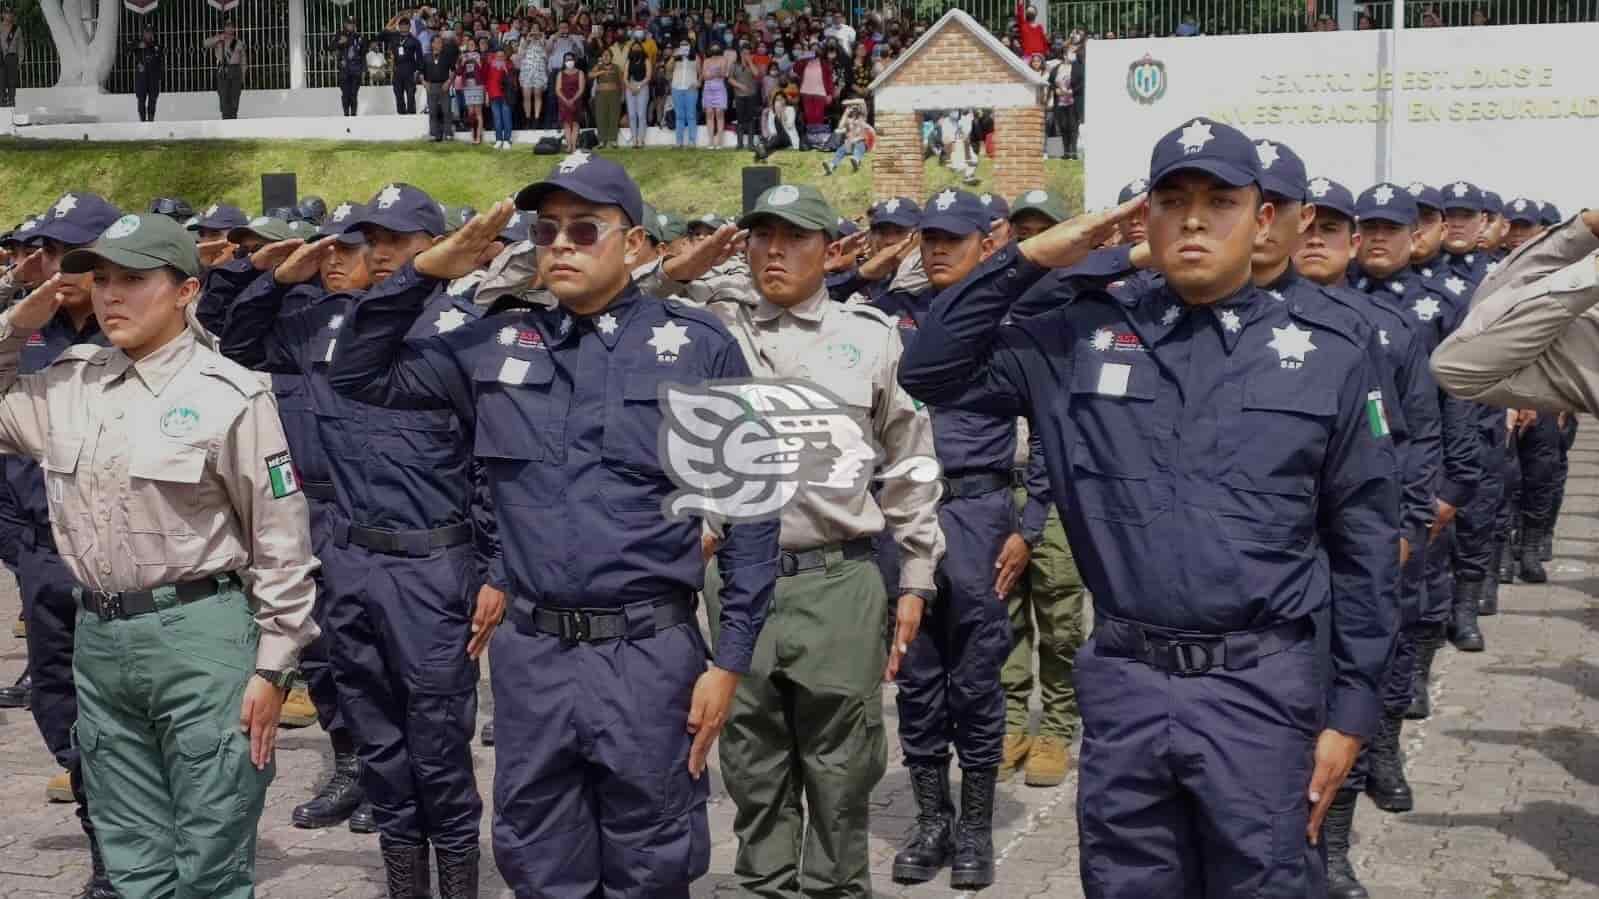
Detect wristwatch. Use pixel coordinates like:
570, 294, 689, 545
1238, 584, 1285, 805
254, 668, 295, 689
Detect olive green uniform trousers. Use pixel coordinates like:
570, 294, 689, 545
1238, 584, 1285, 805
705, 552, 888, 899
1001, 488, 1087, 739
73, 581, 273, 899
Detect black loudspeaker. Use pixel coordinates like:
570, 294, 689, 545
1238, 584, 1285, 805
261, 173, 298, 216
742, 166, 780, 215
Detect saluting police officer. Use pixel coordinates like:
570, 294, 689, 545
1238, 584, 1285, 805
900, 118, 1400, 898
131, 26, 163, 122
0, 211, 320, 897
1403, 182, 1447, 278
326, 155, 780, 899
332, 17, 369, 117
689, 183, 943, 899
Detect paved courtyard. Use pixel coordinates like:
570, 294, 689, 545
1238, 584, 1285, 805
4, 431, 1599, 897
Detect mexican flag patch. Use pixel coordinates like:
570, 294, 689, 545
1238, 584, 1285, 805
1366, 390, 1391, 438
266, 452, 301, 499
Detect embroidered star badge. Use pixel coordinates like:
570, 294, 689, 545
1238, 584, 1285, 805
596, 313, 619, 335
497, 326, 516, 346
1219, 309, 1241, 333
1178, 120, 1213, 153
934, 190, 957, 212
1126, 177, 1148, 195
1413, 296, 1441, 321
1090, 328, 1114, 351
558, 151, 593, 173
1465, 253, 1476, 265
1379, 329, 1390, 346
1254, 141, 1279, 169
1161, 306, 1180, 326
435, 308, 468, 333
1486, 261, 1500, 275
205, 204, 220, 217
648, 321, 692, 362
1407, 182, 1426, 196
53, 194, 78, 217
328, 314, 345, 330
1452, 182, 1469, 198
1357, 277, 1369, 290
1421, 267, 1434, 278
1388, 281, 1405, 294
1268, 323, 1316, 367
1308, 178, 1331, 199
376, 185, 403, 209
884, 198, 901, 214
1513, 199, 1528, 212
1373, 185, 1395, 206
1267, 289, 1285, 302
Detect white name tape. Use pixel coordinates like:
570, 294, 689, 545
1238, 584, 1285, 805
1096, 362, 1131, 397
498, 357, 531, 385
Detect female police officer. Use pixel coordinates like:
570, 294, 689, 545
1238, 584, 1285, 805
0, 212, 320, 898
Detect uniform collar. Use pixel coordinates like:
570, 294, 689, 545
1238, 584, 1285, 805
544, 285, 641, 350
118, 329, 196, 397
1353, 264, 1414, 296
752, 283, 829, 323
1203, 282, 1268, 354
1135, 280, 1264, 355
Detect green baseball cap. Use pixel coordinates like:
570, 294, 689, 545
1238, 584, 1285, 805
1008, 189, 1070, 225
442, 204, 478, 234
655, 210, 688, 243
737, 184, 839, 238
61, 213, 201, 279
688, 212, 729, 233
640, 201, 664, 243
226, 215, 301, 244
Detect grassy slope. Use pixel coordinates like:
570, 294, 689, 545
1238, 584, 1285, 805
0, 139, 1083, 228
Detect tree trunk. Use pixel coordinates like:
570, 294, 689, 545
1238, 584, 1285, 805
39, 0, 120, 89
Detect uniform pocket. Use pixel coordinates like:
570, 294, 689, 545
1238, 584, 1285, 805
43, 433, 94, 562
406, 663, 478, 761
1218, 382, 1336, 545
472, 356, 564, 463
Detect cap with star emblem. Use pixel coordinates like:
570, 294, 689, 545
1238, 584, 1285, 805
514, 152, 645, 227
1306, 177, 1356, 220
226, 216, 300, 244
60, 213, 201, 279
918, 189, 991, 237
1356, 182, 1418, 226
737, 184, 840, 237
868, 197, 921, 230
836, 217, 861, 237
1539, 202, 1562, 227
0, 216, 41, 249
1440, 180, 1482, 213
977, 192, 1009, 220
1253, 139, 1308, 203
1405, 182, 1444, 212
497, 209, 528, 244
308, 202, 366, 245
186, 202, 249, 233
339, 183, 447, 237
1148, 117, 1260, 191
687, 213, 729, 234
24, 192, 123, 247
1118, 177, 1149, 205
1480, 190, 1503, 217
1504, 198, 1540, 225
1009, 188, 1069, 225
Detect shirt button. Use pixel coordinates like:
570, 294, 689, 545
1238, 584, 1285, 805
99, 564, 111, 574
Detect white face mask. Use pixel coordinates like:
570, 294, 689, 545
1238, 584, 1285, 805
564, 59, 575, 68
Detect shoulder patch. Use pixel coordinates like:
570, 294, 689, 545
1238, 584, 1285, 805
198, 351, 270, 397
48, 344, 113, 367
840, 303, 896, 329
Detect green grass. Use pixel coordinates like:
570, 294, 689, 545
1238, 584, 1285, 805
0, 138, 1083, 228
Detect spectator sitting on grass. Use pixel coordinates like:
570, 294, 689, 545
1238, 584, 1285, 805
755, 90, 799, 161
823, 101, 872, 175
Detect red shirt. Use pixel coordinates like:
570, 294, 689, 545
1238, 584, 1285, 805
485, 57, 510, 99
1017, 1, 1047, 57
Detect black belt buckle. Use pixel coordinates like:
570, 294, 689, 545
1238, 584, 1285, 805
1165, 640, 1216, 676
555, 609, 591, 645
92, 591, 122, 621
778, 552, 799, 577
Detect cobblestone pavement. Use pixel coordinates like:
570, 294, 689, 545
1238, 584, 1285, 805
4, 433, 1599, 898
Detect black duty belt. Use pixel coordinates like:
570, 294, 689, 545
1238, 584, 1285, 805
1011, 468, 1028, 490
940, 470, 1012, 501
81, 573, 241, 621
300, 480, 337, 502
779, 537, 876, 577
1093, 613, 1311, 676
509, 594, 695, 645
344, 521, 472, 557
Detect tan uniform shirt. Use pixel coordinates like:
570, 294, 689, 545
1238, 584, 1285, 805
703, 282, 944, 593
1431, 216, 1599, 413
0, 321, 319, 670
206, 33, 247, 66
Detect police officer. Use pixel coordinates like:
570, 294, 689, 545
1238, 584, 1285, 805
1115, 176, 1149, 247
1403, 182, 1447, 280
298, 196, 330, 227
383, 14, 423, 116
828, 196, 923, 305
146, 197, 194, 223
1000, 188, 1089, 788
193, 215, 313, 335
1479, 191, 1508, 259
1503, 197, 1544, 253
187, 202, 251, 273
1509, 408, 1561, 585
900, 118, 1399, 898
131, 26, 163, 122
0, 211, 320, 897
332, 17, 368, 117
687, 182, 940, 899
203, 20, 247, 120
979, 191, 1011, 244
326, 155, 779, 898
221, 184, 487, 897
1539, 202, 1563, 232
1438, 180, 1494, 284
1, 192, 121, 897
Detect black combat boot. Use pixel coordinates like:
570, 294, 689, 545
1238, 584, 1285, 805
1324, 789, 1370, 898
1497, 532, 1517, 584
1405, 627, 1443, 719
79, 832, 119, 899
1449, 579, 1485, 652
435, 845, 479, 899
950, 767, 997, 890
892, 763, 955, 884
380, 836, 432, 899
1365, 714, 1414, 812
1518, 527, 1548, 583
293, 752, 365, 829
349, 802, 378, 834
1539, 529, 1554, 561
1480, 564, 1500, 616
0, 668, 31, 708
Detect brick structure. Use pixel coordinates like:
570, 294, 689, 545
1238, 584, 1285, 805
867, 9, 1047, 203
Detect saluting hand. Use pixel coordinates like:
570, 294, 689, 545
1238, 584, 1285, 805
1306, 728, 1362, 844
884, 593, 925, 682
197, 238, 236, 270
466, 584, 507, 659
824, 230, 870, 275
856, 231, 917, 282
273, 240, 330, 285
239, 674, 286, 771
7, 274, 70, 331
662, 223, 744, 283
992, 533, 1030, 598
11, 248, 46, 289
686, 666, 740, 779
252, 238, 305, 273
1019, 195, 1146, 269
416, 199, 516, 280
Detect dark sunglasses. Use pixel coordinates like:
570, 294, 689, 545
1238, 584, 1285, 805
532, 218, 622, 247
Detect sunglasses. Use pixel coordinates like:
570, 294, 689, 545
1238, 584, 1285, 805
532, 218, 623, 247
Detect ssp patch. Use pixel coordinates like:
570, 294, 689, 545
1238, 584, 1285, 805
266, 451, 301, 499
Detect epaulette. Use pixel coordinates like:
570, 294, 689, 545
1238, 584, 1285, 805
48, 344, 112, 367
661, 299, 735, 334
839, 302, 895, 328
1287, 293, 1368, 352
198, 352, 270, 397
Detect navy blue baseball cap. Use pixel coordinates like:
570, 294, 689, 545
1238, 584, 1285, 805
1540, 202, 1562, 226
340, 183, 447, 237
1306, 176, 1356, 220
188, 202, 250, 233
3, 212, 46, 248
499, 208, 530, 244
919, 189, 991, 237
1118, 177, 1149, 204
1504, 197, 1540, 225
25, 192, 123, 247
1254, 138, 1308, 203
1148, 117, 1260, 190
1404, 182, 1443, 212
311, 201, 366, 245
514, 151, 645, 227
1356, 183, 1419, 226
977, 192, 1010, 220
869, 197, 922, 229
1440, 180, 1483, 213
1481, 190, 1503, 217
836, 217, 860, 237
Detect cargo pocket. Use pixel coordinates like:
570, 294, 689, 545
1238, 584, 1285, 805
407, 665, 477, 761
175, 724, 256, 886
